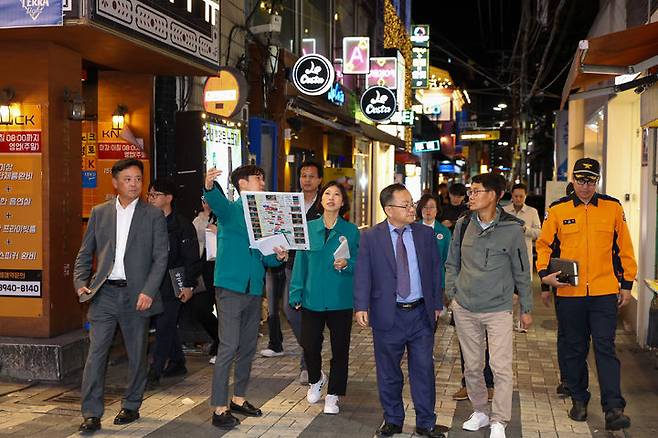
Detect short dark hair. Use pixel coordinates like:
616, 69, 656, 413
471, 173, 504, 199
230, 164, 265, 193
317, 181, 350, 216
379, 183, 407, 210
111, 158, 143, 178
448, 183, 467, 196
298, 161, 323, 179
148, 178, 177, 199
511, 183, 527, 193
416, 193, 441, 221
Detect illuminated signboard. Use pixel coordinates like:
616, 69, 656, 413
302, 38, 316, 55
343, 37, 370, 74
360, 86, 397, 123
459, 130, 500, 141
333, 59, 344, 83
326, 83, 345, 107
291, 54, 335, 96
203, 67, 248, 118
205, 123, 242, 201
410, 25, 430, 47
367, 57, 398, 89
413, 140, 441, 153
385, 110, 415, 126
412, 47, 429, 89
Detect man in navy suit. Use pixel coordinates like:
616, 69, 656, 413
354, 183, 444, 438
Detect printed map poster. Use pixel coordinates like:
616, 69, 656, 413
0, 104, 44, 317
241, 191, 310, 251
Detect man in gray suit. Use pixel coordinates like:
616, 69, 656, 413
74, 158, 168, 434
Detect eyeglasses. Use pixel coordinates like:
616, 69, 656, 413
387, 203, 416, 210
466, 189, 492, 197
147, 191, 166, 199
574, 178, 598, 186
421, 205, 437, 210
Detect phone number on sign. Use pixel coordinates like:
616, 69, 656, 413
0, 280, 41, 297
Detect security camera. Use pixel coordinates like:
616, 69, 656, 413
250, 14, 282, 34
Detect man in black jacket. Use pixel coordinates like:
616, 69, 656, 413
260, 161, 322, 384
146, 179, 201, 387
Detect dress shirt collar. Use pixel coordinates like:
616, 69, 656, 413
387, 221, 412, 234
115, 196, 139, 212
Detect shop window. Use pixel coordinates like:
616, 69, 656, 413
302, 0, 330, 56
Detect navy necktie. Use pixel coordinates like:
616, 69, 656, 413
394, 227, 411, 298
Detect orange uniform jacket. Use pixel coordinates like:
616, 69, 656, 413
536, 193, 637, 297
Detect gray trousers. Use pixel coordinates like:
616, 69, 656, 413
81, 284, 149, 418
210, 288, 262, 407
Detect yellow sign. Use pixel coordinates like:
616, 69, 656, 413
459, 130, 500, 141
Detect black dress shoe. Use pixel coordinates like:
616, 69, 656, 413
79, 417, 101, 433
376, 422, 403, 437
415, 426, 446, 438
605, 408, 631, 430
556, 382, 571, 397
113, 408, 140, 425
568, 400, 588, 422
212, 410, 240, 429
162, 361, 187, 377
230, 400, 263, 417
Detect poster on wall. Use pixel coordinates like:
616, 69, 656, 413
241, 191, 310, 252
83, 122, 150, 216
0, 104, 43, 305
205, 122, 242, 201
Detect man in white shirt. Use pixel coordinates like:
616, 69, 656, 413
502, 183, 541, 332
74, 159, 168, 433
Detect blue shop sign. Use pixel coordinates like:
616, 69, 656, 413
326, 83, 345, 107
0, 0, 63, 28
82, 171, 97, 188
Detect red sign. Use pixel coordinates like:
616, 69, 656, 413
0, 132, 41, 153
97, 142, 147, 159
367, 57, 397, 88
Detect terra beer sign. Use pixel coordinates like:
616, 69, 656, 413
291, 54, 335, 96
360, 86, 397, 123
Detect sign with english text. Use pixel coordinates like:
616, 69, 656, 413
0, 0, 63, 28
291, 54, 335, 96
367, 57, 397, 89
343, 37, 370, 74
360, 86, 397, 123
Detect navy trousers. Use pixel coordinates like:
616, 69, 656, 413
556, 294, 626, 412
372, 304, 436, 429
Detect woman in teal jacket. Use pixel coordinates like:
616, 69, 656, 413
289, 181, 359, 415
416, 193, 451, 283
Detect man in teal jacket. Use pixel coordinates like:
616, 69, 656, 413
204, 165, 287, 430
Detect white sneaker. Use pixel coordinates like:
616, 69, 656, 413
260, 348, 284, 357
306, 371, 327, 404
299, 370, 309, 385
489, 421, 506, 438
209, 355, 216, 365
462, 411, 490, 431
514, 320, 528, 333
324, 394, 339, 414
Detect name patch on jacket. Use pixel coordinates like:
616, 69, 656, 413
563, 219, 576, 225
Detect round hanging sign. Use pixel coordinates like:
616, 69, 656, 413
360, 86, 397, 123
291, 54, 335, 96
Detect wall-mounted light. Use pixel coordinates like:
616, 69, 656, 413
64, 88, 86, 121
0, 88, 16, 125
286, 154, 295, 163
112, 104, 127, 130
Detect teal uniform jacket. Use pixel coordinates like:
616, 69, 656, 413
419, 220, 451, 288
204, 186, 282, 296
289, 216, 360, 311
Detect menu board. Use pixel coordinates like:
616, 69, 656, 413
241, 191, 310, 250
82, 122, 150, 218
0, 104, 43, 302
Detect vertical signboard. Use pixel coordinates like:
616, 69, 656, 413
342, 37, 370, 74
301, 38, 316, 56
0, 105, 43, 316
204, 122, 242, 201
411, 25, 430, 89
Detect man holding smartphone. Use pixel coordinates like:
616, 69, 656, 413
536, 158, 637, 431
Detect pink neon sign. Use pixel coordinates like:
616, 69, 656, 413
342, 37, 370, 74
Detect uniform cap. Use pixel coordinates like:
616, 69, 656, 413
573, 158, 600, 178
